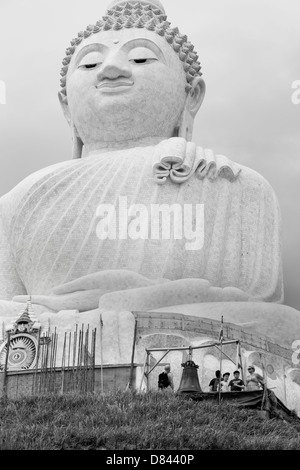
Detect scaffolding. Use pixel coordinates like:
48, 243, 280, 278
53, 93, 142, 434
139, 339, 244, 392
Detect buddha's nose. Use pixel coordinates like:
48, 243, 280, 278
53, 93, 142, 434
97, 51, 132, 81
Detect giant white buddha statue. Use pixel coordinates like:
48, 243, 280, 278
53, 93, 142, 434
0, 0, 299, 374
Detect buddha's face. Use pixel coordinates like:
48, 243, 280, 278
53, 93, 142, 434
65, 28, 188, 146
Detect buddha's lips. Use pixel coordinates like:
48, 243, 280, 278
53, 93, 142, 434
96, 80, 134, 90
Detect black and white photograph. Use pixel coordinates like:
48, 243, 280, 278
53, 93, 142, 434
0, 0, 300, 454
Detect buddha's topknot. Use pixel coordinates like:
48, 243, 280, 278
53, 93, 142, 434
60, 1, 202, 99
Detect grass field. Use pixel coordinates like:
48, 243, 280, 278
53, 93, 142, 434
0, 391, 300, 450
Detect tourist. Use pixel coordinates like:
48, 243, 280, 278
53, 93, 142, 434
221, 372, 230, 392
229, 370, 245, 391
209, 370, 221, 392
158, 365, 174, 391
246, 366, 264, 391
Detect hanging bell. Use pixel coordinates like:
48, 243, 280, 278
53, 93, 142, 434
177, 360, 202, 394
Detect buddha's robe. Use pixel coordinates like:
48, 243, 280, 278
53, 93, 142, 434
0, 138, 282, 304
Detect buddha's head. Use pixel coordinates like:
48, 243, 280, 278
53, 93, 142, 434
59, 0, 206, 157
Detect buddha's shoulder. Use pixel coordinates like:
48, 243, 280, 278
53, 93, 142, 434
207, 151, 280, 213
234, 162, 278, 202
201, 147, 277, 195
154, 138, 277, 195
0, 159, 77, 222
181, 142, 277, 196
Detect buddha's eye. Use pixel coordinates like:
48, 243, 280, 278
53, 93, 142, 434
81, 63, 99, 69
131, 58, 158, 65
78, 51, 103, 70
128, 47, 158, 65
134, 59, 147, 64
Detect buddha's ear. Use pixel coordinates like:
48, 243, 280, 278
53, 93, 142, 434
188, 76, 206, 118
176, 77, 206, 141
58, 91, 71, 126
58, 91, 83, 159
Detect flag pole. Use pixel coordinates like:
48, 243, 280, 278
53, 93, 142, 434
100, 314, 104, 395
218, 315, 224, 405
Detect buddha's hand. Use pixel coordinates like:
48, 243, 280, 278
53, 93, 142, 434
96, 279, 254, 311
13, 272, 254, 313
12, 270, 169, 312
13, 289, 104, 312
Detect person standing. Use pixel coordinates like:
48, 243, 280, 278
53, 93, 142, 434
209, 370, 221, 392
246, 366, 264, 391
158, 365, 174, 391
221, 372, 230, 392
229, 370, 245, 391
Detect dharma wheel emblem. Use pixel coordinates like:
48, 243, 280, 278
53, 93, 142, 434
0, 334, 38, 371
0, 297, 41, 371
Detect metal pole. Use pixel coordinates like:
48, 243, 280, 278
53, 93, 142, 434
53, 328, 58, 393
218, 315, 224, 405
77, 326, 83, 392
32, 328, 41, 395
261, 353, 267, 388
49, 332, 54, 370
100, 315, 104, 394
282, 358, 287, 405
50, 331, 54, 392
86, 325, 90, 392
81, 324, 85, 392
218, 340, 223, 405
145, 349, 171, 377
41, 335, 48, 394
82, 327, 86, 393
43, 332, 50, 392
67, 331, 71, 371
86, 328, 90, 392
76, 327, 82, 390
92, 328, 96, 393
60, 332, 67, 395
80, 324, 84, 392
2, 332, 11, 398
146, 352, 150, 392
67, 331, 71, 392
139, 353, 147, 392
39, 339, 44, 394
260, 353, 268, 411
46, 332, 54, 392
72, 324, 78, 391
238, 342, 245, 384
84, 326, 89, 393
214, 344, 238, 365
129, 320, 137, 389
73, 324, 78, 370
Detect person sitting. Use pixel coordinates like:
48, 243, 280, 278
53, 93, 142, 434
158, 364, 174, 390
246, 366, 264, 391
229, 370, 245, 392
209, 370, 221, 392
220, 372, 230, 392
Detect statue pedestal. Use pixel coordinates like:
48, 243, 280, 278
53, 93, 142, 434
1, 301, 300, 412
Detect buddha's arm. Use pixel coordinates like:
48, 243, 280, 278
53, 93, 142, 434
239, 169, 283, 303
13, 274, 253, 312
0, 202, 27, 301
0, 201, 28, 317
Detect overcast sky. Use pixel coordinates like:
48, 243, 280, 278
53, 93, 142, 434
0, 0, 299, 309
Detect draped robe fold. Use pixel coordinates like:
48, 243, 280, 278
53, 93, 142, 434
0, 138, 283, 304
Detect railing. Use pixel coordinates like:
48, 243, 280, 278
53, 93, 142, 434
133, 311, 292, 361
